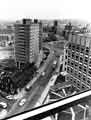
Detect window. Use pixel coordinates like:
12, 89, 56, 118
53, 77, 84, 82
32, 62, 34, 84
68, 43, 71, 49
66, 50, 67, 53
85, 47, 89, 55
77, 80, 81, 89
65, 55, 67, 59
68, 51, 71, 58
87, 77, 91, 85
67, 59, 70, 65
75, 55, 79, 61
81, 84, 86, 90
80, 46, 85, 53
89, 68, 91, 75
70, 68, 73, 74
75, 62, 78, 69
83, 65, 87, 73
89, 58, 91, 66
78, 72, 81, 79
73, 78, 77, 85
72, 52, 75, 59
76, 45, 80, 52
82, 75, 86, 83
70, 60, 74, 67
65, 67, 66, 71
84, 56, 88, 64
70, 76, 73, 82
80, 56, 83, 63
65, 62, 67, 65
79, 64, 82, 71
74, 70, 78, 78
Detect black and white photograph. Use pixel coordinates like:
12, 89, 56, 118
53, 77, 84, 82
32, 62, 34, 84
0, 0, 91, 119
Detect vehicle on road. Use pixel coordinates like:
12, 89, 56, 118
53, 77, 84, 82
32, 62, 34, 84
0, 102, 7, 109
41, 72, 45, 76
6, 95, 14, 100
19, 98, 26, 106
25, 86, 32, 92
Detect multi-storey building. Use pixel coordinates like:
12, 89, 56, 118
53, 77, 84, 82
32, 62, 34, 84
0, 29, 14, 47
14, 19, 42, 68
64, 31, 91, 91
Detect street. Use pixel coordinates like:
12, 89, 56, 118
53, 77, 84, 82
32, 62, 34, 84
4, 44, 57, 119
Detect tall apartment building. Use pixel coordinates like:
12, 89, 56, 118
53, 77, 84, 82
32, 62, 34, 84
14, 19, 42, 68
64, 31, 91, 91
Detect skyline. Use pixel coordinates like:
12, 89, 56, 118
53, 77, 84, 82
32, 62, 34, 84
0, 0, 90, 23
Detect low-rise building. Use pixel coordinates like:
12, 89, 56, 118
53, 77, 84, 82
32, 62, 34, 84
0, 29, 14, 47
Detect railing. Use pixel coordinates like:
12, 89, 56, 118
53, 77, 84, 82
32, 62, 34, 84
6, 89, 91, 120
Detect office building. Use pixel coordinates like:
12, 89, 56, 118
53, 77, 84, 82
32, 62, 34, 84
64, 31, 91, 91
14, 19, 42, 68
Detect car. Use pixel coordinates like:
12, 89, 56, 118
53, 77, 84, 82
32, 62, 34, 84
41, 72, 45, 76
19, 98, 26, 106
25, 86, 32, 92
6, 95, 14, 100
0, 102, 7, 109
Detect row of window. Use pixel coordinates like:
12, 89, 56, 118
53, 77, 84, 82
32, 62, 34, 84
69, 34, 91, 47
69, 75, 86, 90
68, 43, 90, 55
67, 66, 89, 84
0, 35, 9, 41
67, 52, 90, 65
67, 59, 88, 73
67, 59, 91, 78
89, 58, 91, 67
66, 74, 90, 90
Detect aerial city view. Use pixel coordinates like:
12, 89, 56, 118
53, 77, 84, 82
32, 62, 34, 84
0, 18, 91, 120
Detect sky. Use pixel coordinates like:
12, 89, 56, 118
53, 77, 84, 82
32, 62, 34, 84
0, 0, 91, 22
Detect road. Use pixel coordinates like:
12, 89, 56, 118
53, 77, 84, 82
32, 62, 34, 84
7, 86, 40, 117
43, 42, 64, 58
26, 47, 54, 89
3, 42, 91, 120
3, 43, 56, 119
6, 55, 55, 118
0, 42, 62, 119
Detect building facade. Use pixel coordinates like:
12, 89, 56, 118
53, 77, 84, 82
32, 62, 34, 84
0, 29, 14, 47
14, 19, 42, 68
64, 31, 91, 91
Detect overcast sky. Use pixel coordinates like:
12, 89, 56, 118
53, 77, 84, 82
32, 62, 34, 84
0, 0, 91, 22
